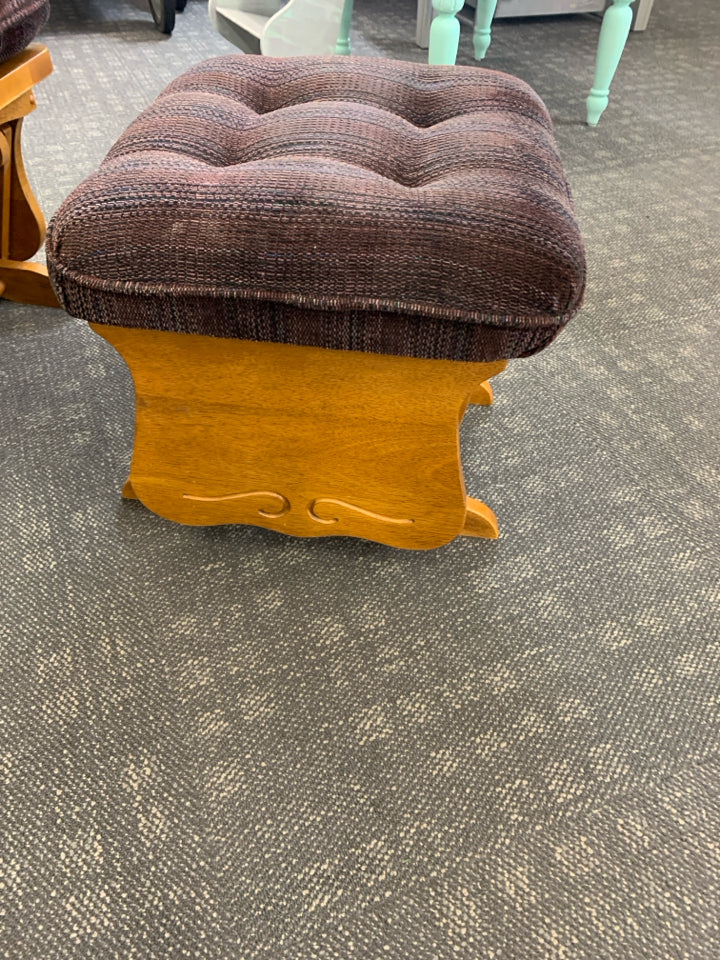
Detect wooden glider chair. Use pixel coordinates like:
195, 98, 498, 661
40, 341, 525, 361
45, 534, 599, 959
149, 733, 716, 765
0, 0, 58, 308
46, 55, 585, 550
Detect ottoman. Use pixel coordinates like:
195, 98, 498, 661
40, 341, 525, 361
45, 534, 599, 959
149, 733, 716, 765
46, 55, 585, 550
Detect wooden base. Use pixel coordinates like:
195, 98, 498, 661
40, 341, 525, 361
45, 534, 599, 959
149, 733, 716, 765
92, 325, 507, 549
0, 258, 59, 306
0, 45, 60, 309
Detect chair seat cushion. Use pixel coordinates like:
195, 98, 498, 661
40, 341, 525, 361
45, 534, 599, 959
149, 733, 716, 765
46, 54, 586, 363
0, 0, 49, 64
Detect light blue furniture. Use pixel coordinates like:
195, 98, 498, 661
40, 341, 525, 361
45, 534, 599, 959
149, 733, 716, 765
208, 0, 648, 126
585, 0, 634, 125
426, 0, 650, 126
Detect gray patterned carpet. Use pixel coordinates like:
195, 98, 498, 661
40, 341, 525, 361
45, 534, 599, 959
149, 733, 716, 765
2, 0, 719, 957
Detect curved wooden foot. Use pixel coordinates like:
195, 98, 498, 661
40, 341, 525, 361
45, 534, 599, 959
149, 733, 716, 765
122, 479, 138, 500
462, 497, 499, 540
468, 380, 493, 406
0, 259, 59, 307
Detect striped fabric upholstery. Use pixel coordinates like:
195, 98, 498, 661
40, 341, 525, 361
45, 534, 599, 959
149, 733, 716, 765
0, 0, 49, 64
46, 54, 586, 363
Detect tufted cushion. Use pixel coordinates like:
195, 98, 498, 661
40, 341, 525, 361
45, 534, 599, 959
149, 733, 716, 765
0, 0, 49, 64
46, 55, 586, 363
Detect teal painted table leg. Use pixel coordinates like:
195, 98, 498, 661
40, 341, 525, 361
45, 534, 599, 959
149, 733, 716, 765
428, 0, 464, 66
335, 0, 354, 55
586, 0, 633, 126
473, 0, 498, 60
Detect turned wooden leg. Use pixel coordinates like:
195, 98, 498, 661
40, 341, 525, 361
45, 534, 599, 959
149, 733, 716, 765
586, 0, 633, 126
428, 0, 464, 66
473, 0, 498, 60
335, 0, 354, 54
0, 46, 59, 308
92, 325, 507, 549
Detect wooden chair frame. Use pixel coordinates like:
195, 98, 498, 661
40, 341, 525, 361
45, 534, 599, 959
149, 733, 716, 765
0, 44, 59, 308
93, 324, 508, 550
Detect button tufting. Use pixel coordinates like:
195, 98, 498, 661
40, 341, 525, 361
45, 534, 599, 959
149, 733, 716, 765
47, 53, 585, 365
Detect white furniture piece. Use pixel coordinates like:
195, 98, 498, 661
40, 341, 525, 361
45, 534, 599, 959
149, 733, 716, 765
209, 0, 347, 56
632, 0, 654, 29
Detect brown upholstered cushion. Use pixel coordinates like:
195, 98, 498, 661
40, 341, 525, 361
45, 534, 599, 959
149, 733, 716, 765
46, 54, 586, 363
0, 0, 49, 64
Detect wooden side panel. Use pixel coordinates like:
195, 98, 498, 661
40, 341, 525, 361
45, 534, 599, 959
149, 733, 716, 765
92, 325, 506, 549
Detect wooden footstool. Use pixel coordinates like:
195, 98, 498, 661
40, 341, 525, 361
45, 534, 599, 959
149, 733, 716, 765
46, 55, 585, 549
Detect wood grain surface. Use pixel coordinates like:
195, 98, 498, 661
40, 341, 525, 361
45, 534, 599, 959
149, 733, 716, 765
0, 44, 59, 308
92, 325, 507, 549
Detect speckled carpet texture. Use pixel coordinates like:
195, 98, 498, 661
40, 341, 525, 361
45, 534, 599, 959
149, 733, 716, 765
1, 0, 719, 957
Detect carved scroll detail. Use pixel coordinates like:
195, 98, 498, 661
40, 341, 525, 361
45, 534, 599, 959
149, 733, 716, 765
181, 491, 415, 527
308, 498, 415, 526
183, 490, 290, 518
